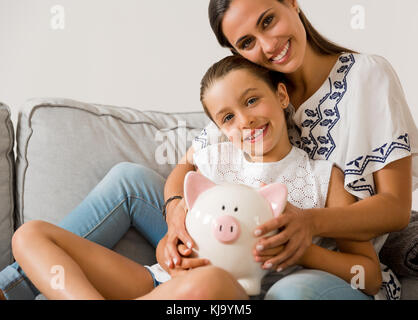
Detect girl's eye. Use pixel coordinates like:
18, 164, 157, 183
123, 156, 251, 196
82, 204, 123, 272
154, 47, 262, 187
262, 15, 274, 29
247, 97, 258, 106
223, 114, 234, 123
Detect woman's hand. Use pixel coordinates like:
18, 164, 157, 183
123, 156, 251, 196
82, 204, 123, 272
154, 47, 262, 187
253, 244, 285, 270
253, 202, 314, 271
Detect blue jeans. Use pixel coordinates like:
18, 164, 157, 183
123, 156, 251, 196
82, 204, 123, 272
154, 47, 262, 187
0, 162, 168, 300
265, 269, 374, 300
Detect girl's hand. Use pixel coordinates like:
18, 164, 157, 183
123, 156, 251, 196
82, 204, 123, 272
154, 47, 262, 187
167, 243, 210, 277
164, 198, 194, 268
253, 202, 314, 271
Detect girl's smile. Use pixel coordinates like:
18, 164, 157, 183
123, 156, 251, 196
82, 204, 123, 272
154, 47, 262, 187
244, 123, 269, 144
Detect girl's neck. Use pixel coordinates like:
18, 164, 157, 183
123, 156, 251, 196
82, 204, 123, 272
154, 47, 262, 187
285, 45, 340, 110
249, 137, 293, 163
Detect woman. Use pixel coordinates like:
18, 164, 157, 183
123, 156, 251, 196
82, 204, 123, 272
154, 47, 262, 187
162, 0, 418, 300
0, 0, 416, 300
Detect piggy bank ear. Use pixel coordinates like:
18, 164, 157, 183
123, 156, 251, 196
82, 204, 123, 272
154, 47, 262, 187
184, 171, 216, 210
258, 183, 288, 217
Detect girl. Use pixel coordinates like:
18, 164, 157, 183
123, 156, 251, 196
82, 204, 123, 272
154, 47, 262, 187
10, 56, 382, 299
1, 0, 416, 300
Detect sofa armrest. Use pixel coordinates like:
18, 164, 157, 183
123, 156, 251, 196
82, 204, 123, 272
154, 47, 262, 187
0, 102, 15, 269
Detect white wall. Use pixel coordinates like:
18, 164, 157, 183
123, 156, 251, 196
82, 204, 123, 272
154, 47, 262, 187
1, 0, 417, 208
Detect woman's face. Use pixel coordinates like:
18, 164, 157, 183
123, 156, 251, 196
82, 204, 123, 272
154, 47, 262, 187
222, 0, 306, 74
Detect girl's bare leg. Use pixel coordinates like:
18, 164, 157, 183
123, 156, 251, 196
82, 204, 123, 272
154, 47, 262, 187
12, 220, 155, 300
138, 266, 249, 300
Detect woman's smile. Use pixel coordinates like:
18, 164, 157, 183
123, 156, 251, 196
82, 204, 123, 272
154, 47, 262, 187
270, 40, 291, 64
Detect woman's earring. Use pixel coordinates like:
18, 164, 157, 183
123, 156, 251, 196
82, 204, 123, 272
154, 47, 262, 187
297, 8, 301, 14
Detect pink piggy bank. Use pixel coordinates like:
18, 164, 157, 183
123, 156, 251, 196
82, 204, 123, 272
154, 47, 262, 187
184, 171, 288, 296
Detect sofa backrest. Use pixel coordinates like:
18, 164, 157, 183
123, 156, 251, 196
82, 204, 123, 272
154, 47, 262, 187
15, 98, 209, 227
0, 102, 15, 269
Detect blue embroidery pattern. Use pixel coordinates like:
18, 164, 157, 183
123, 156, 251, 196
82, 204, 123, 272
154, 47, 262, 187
194, 128, 208, 150
345, 134, 410, 176
299, 54, 355, 160
347, 177, 375, 197
344, 134, 410, 197
382, 266, 402, 300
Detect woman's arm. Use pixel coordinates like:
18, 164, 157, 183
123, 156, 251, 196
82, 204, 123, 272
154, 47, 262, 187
162, 146, 197, 268
164, 146, 196, 211
256, 157, 411, 252
311, 156, 412, 240
256, 164, 393, 278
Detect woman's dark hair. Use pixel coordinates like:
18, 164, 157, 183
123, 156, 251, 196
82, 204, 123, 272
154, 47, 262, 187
200, 55, 286, 122
209, 0, 354, 56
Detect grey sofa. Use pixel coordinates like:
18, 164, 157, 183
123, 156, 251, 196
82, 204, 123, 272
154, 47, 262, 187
0, 98, 417, 299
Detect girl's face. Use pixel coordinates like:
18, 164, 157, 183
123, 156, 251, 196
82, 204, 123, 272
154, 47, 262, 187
222, 0, 306, 74
204, 69, 291, 162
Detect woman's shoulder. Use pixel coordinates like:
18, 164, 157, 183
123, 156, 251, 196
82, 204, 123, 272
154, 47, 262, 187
348, 52, 398, 79
336, 52, 404, 98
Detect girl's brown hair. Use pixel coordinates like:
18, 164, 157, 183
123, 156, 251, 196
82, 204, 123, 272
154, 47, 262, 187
208, 0, 355, 56
200, 55, 286, 122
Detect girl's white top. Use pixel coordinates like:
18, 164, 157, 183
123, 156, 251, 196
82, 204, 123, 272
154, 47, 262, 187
193, 143, 332, 212
192, 53, 417, 300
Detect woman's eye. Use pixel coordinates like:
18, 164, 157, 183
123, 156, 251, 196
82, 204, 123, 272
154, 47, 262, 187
240, 38, 253, 50
247, 97, 258, 106
262, 15, 274, 28
223, 114, 234, 123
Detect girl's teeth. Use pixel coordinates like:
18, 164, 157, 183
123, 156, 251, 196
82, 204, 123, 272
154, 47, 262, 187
246, 125, 267, 140
273, 41, 290, 61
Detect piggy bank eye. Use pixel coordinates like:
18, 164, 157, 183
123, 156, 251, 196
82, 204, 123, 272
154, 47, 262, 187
222, 205, 225, 210
234, 207, 238, 212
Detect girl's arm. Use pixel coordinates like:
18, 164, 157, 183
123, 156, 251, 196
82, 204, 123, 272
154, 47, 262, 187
300, 169, 382, 295
298, 241, 382, 296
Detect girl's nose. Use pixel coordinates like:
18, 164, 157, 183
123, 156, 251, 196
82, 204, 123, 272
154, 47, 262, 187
239, 113, 255, 129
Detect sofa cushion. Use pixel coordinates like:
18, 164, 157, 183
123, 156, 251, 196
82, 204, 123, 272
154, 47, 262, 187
0, 102, 15, 270
400, 276, 418, 300
15, 98, 209, 261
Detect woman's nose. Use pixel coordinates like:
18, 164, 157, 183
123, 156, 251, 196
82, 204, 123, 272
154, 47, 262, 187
259, 36, 277, 55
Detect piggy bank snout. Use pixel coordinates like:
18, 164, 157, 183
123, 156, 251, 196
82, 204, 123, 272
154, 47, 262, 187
212, 215, 240, 244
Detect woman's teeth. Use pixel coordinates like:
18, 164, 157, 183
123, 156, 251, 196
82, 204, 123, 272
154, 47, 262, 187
272, 41, 290, 61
